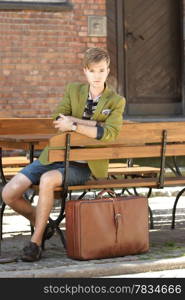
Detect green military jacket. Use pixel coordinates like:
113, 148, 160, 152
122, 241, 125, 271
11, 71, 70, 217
39, 82, 126, 178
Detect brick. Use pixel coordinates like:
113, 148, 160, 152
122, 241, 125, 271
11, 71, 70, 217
0, 0, 107, 117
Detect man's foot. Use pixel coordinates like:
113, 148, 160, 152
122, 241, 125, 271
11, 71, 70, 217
21, 241, 42, 262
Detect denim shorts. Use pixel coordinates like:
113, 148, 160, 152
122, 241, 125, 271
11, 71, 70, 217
20, 159, 91, 186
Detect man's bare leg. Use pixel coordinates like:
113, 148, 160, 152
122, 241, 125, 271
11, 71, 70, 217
30, 170, 63, 246
2, 173, 36, 226
3, 170, 63, 261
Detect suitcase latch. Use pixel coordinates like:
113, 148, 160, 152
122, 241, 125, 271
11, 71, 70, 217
115, 213, 121, 220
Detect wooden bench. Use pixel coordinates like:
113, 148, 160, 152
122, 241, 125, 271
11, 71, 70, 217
1, 119, 185, 249
32, 121, 185, 248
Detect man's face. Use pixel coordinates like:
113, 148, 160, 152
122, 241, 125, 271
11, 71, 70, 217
83, 60, 110, 89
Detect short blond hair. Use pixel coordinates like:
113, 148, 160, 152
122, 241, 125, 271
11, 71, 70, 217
83, 47, 110, 68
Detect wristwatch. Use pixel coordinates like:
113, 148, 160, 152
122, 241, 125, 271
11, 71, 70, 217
71, 122, 77, 131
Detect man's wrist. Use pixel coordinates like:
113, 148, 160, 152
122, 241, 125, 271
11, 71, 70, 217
96, 121, 103, 127
71, 122, 78, 131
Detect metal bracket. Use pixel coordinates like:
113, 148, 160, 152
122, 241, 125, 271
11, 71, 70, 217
63, 133, 70, 192
158, 130, 167, 188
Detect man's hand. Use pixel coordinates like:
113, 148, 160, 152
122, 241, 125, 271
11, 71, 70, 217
53, 114, 73, 132
53, 114, 98, 138
54, 114, 104, 128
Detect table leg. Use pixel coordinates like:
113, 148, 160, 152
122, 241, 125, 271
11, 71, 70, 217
29, 143, 34, 163
0, 147, 7, 185
0, 147, 6, 253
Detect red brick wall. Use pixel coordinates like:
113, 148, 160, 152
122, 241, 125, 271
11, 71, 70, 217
0, 0, 107, 117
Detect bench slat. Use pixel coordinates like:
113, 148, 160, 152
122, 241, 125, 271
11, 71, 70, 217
3, 167, 23, 177
108, 166, 160, 175
48, 143, 185, 162
2, 156, 30, 167
32, 177, 158, 192
108, 163, 131, 168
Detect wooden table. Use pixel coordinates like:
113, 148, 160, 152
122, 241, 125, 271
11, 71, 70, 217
0, 134, 53, 183
0, 134, 54, 150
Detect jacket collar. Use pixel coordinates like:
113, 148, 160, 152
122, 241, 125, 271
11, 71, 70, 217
78, 83, 111, 119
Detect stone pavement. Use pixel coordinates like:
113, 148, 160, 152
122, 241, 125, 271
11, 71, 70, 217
0, 187, 185, 278
106, 268, 185, 277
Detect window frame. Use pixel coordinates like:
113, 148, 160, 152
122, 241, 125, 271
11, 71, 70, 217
0, 0, 73, 11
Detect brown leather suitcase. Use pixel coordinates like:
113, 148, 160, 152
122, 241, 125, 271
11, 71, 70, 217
65, 191, 149, 260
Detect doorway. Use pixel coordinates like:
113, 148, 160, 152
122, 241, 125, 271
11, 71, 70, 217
107, 0, 184, 118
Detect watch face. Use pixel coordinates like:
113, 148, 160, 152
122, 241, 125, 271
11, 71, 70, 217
72, 123, 77, 131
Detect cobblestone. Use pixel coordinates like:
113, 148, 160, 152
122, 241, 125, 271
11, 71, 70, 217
0, 191, 185, 278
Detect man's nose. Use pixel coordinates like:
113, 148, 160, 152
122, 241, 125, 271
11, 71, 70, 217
94, 73, 101, 79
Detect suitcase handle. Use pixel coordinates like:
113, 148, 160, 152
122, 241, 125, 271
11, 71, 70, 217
97, 189, 117, 198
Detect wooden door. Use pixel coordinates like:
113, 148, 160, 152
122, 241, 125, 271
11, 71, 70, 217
120, 0, 182, 117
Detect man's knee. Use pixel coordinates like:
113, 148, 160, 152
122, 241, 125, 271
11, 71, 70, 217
2, 174, 31, 205
2, 183, 19, 205
39, 171, 63, 190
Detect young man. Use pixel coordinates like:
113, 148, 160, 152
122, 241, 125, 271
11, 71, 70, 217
2, 48, 126, 262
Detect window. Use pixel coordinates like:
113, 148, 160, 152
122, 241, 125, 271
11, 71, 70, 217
0, 0, 73, 11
